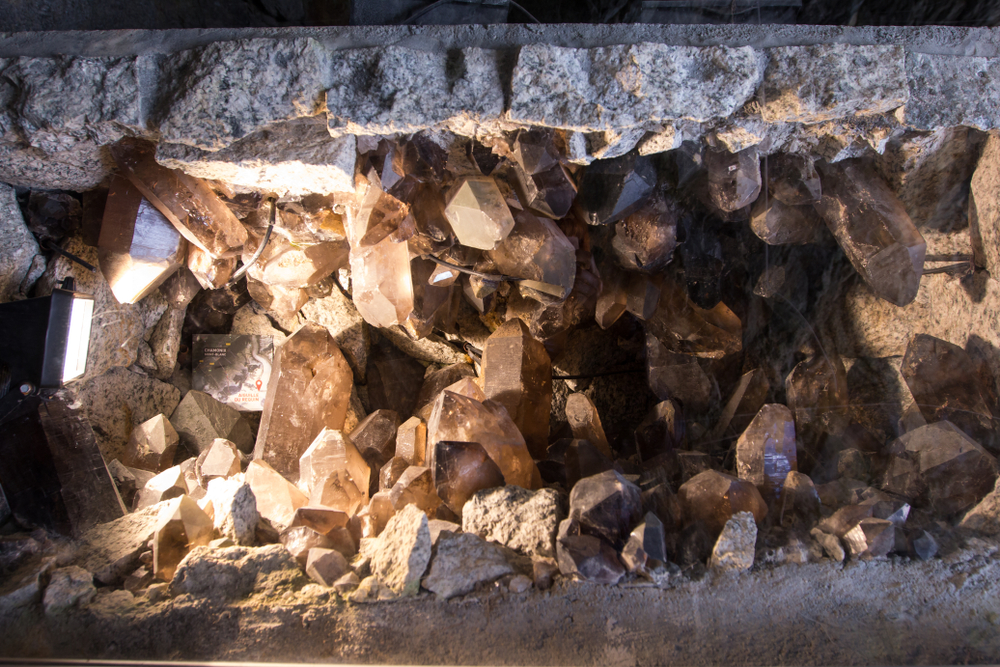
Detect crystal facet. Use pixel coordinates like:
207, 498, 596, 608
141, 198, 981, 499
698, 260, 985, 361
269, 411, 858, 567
482, 319, 553, 459
110, 138, 247, 259
298, 428, 370, 515
678, 470, 768, 536
612, 195, 679, 273
123, 414, 179, 473
705, 146, 761, 213
443, 176, 515, 250
481, 210, 576, 303
565, 393, 613, 459
254, 323, 353, 479
735, 404, 798, 503
575, 151, 657, 226
645, 334, 718, 414
814, 159, 926, 306
432, 440, 505, 516
568, 470, 643, 545
245, 459, 307, 530
98, 176, 185, 304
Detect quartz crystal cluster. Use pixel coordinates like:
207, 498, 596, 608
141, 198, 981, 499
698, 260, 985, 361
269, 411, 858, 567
23, 111, 1000, 604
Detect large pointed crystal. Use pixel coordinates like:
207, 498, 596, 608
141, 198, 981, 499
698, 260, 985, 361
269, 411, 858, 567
900, 334, 997, 452
443, 176, 515, 250
735, 404, 798, 503
245, 459, 307, 530
298, 428, 370, 515
349, 237, 414, 328
388, 466, 441, 514
427, 390, 538, 490
814, 159, 926, 306
481, 319, 552, 459
568, 470, 642, 545
123, 414, 179, 473
152, 495, 214, 581
254, 323, 353, 479
481, 210, 576, 303
565, 393, 613, 459
109, 138, 247, 259
98, 176, 185, 304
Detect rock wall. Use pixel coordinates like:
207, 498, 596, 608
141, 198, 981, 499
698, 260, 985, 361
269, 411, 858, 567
1, 26, 999, 193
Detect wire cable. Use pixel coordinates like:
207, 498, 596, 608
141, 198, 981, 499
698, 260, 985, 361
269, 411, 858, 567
228, 197, 275, 287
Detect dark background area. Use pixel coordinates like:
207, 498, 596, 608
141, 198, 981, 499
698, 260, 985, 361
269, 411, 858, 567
1, 0, 999, 32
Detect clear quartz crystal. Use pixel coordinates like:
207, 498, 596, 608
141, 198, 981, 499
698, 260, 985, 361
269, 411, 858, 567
254, 323, 354, 479
481, 319, 553, 459
98, 176, 185, 304
187, 245, 235, 290
814, 159, 926, 306
299, 428, 370, 515
443, 176, 515, 250
110, 138, 247, 258
705, 146, 761, 213
735, 404, 798, 503
349, 237, 414, 328
245, 459, 307, 529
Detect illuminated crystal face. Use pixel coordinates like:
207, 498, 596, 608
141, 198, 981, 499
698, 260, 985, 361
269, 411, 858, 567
565, 393, 612, 459
110, 138, 247, 259
443, 176, 515, 250
481, 319, 553, 459
299, 428, 370, 516
254, 323, 353, 479
187, 246, 235, 290
123, 414, 179, 473
349, 238, 414, 328
427, 390, 538, 490
704, 146, 761, 213
735, 404, 798, 503
98, 177, 185, 305
482, 210, 576, 303
678, 470, 767, 537
245, 459, 307, 530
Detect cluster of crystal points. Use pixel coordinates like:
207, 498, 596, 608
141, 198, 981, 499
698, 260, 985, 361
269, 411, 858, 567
75, 117, 1000, 596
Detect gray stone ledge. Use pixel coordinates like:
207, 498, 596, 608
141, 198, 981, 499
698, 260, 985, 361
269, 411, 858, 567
905, 52, 1000, 131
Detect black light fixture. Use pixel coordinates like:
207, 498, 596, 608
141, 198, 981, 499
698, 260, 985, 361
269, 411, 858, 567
0, 276, 95, 397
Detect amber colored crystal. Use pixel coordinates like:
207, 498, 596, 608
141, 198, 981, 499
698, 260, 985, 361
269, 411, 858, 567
563, 439, 615, 491
625, 273, 661, 321
780, 471, 821, 526
123, 414, 179, 473
349, 236, 414, 328
900, 334, 997, 452
705, 146, 761, 213
565, 393, 613, 459
98, 176, 185, 304
509, 159, 578, 220
246, 278, 308, 321
735, 404, 798, 503
432, 440, 505, 516
594, 264, 627, 329
678, 470, 767, 536
195, 438, 241, 484
359, 491, 395, 538
612, 195, 679, 273
110, 138, 247, 259
708, 368, 769, 442
388, 466, 441, 514
395, 417, 427, 466
289, 506, 350, 535
481, 319, 552, 459
298, 428, 370, 515
785, 354, 849, 444
620, 512, 667, 573
244, 232, 349, 290
133, 465, 187, 510
353, 171, 414, 248
443, 176, 515, 250
427, 390, 538, 489
254, 323, 353, 479
152, 495, 215, 581
187, 245, 235, 290
814, 159, 926, 306
767, 153, 822, 205
350, 409, 400, 475
644, 279, 742, 359
405, 257, 455, 339
245, 459, 307, 529
379, 457, 409, 492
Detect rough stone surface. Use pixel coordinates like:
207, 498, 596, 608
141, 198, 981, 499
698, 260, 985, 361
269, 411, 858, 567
171, 390, 254, 455
326, 46, 503, 138
71, 367, 181, 463
0, 55, 141, 191
0, 183, 42, 302
510, 43, 763, 131
155, 38, 327, 151
156, 118, 356, 197
422, 532, 514, 600
149, 307, 185, 380
905, 53, 1000, 130
74, 500, 178, 585
709, 512, 757, 572
461, 486, 563, 559
169, 545, 304, 600
368, 504, 431, 596
43, 566, 96, 615
970, 131, 1000, 277
38, 236, 168, 382
761, 45, 907, 124
205, 477, 259, 546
